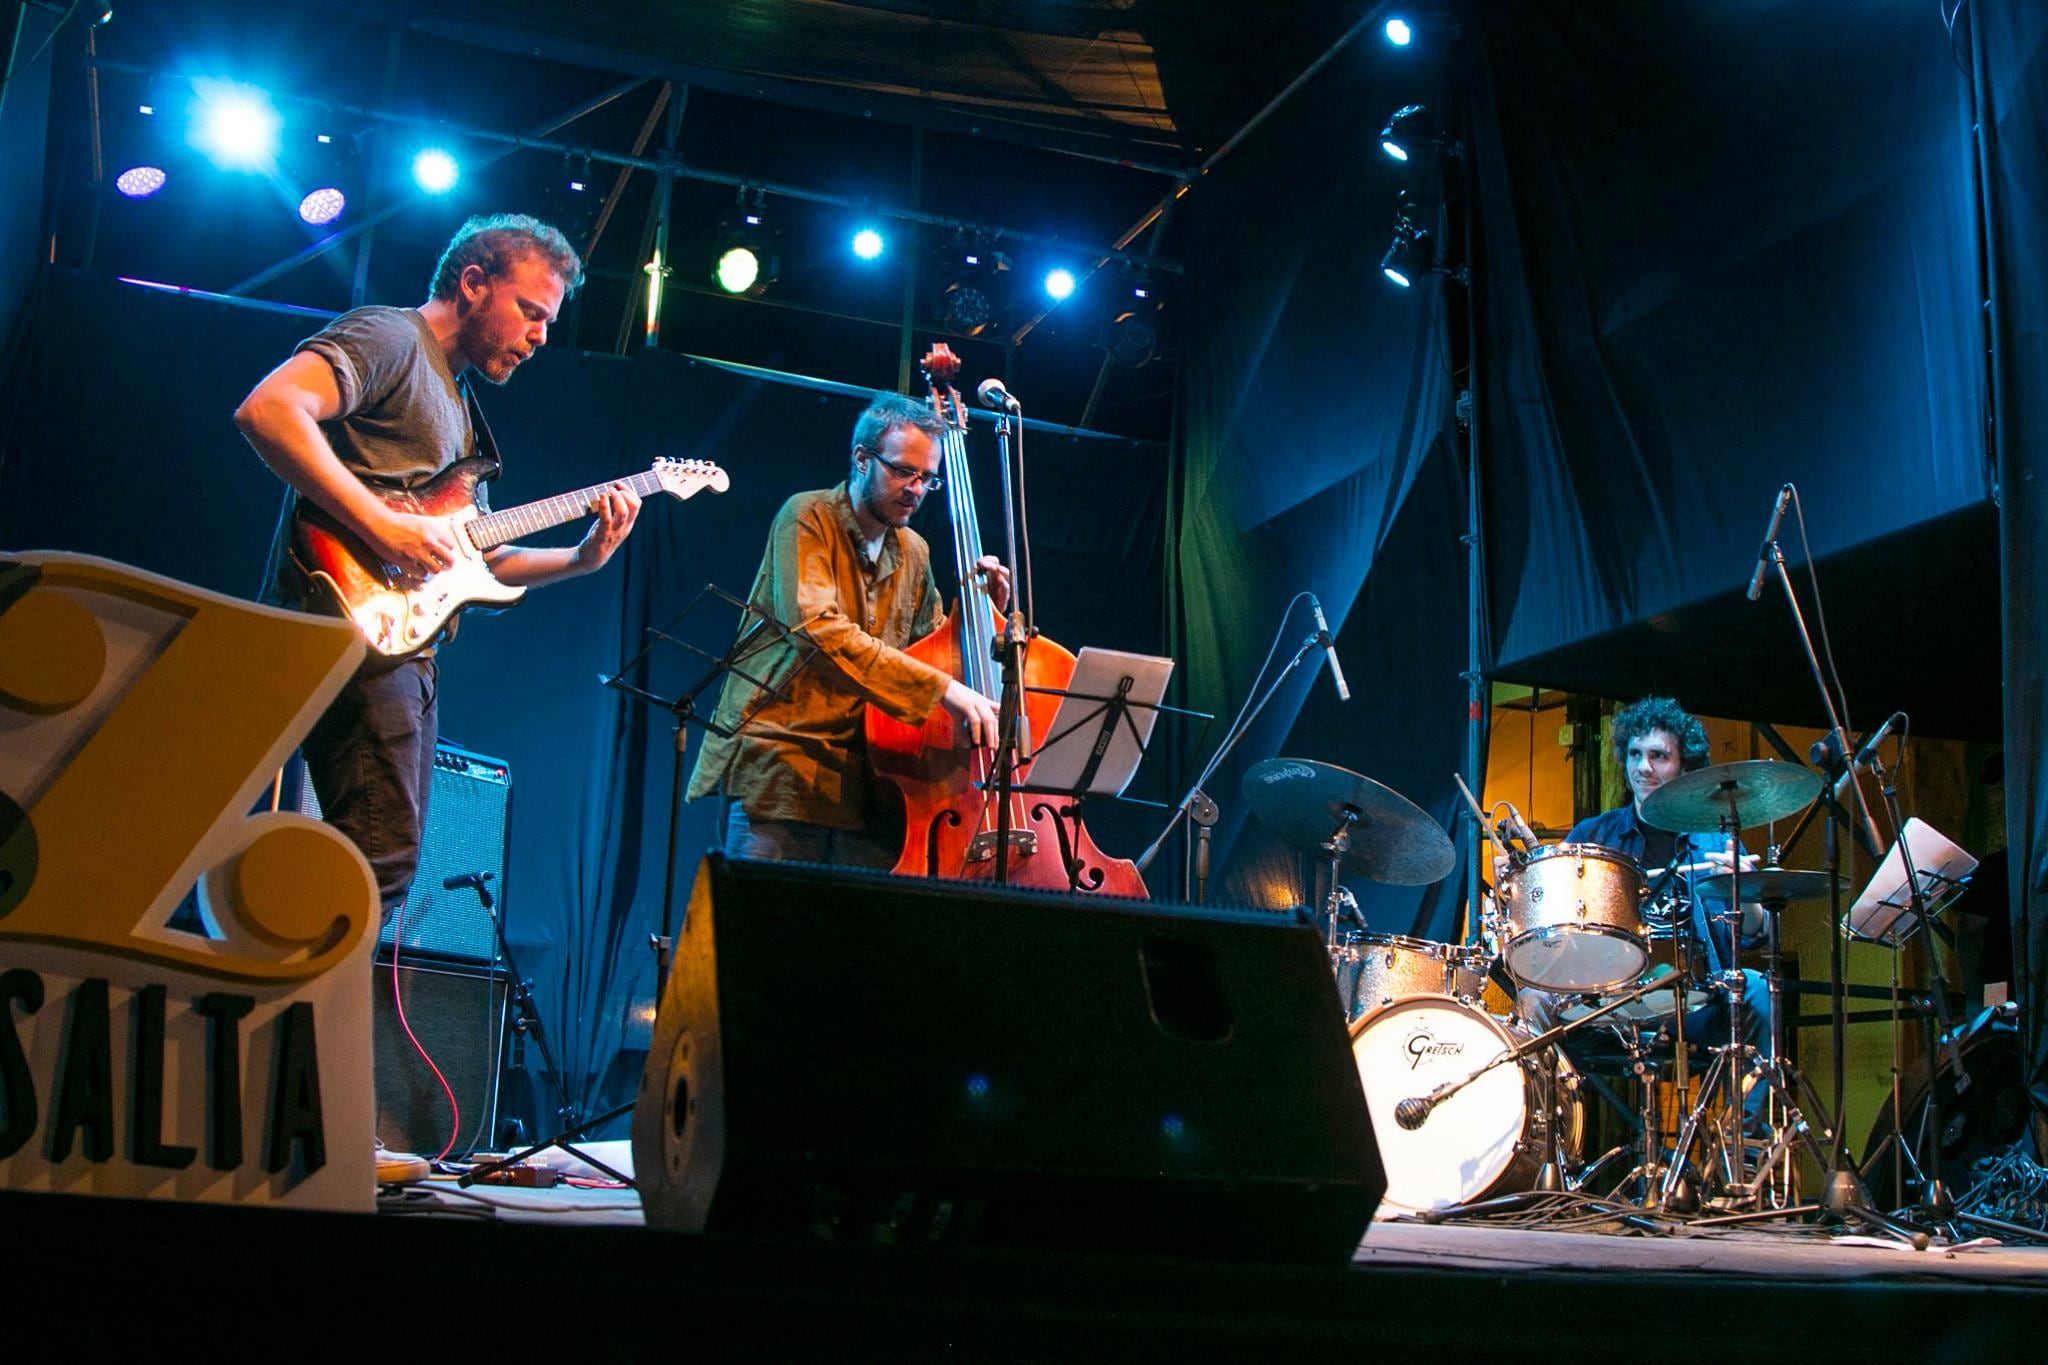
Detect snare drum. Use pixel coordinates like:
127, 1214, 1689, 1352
1497, 844, 1648, 993
1350, 995, 1582, 1214
1332, 933, 1490, 1020
1557, 928, 1715, 1028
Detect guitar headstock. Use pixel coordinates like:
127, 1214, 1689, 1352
652, 458, 730, 500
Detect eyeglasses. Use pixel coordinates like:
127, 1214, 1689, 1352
863, 450, 943, 492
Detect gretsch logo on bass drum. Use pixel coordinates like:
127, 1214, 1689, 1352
1404, 1027, 1465, 1070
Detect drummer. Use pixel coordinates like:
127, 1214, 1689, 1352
1510, 696, 1774, 1135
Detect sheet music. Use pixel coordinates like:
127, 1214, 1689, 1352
1848, 817, 1978, 941
1023, 647, 1174, 799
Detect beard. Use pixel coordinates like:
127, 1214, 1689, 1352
458, 313, 519, 386
857, 472, 920, 527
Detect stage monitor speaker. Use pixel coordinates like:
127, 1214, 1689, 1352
372, 953, 509, 1158
634, 855, 1384, 1264
297, 742, 512, 964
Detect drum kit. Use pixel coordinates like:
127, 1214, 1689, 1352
1243, 754, 1844, 1220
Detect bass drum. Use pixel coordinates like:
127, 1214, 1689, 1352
1350, 995, 1581, 1215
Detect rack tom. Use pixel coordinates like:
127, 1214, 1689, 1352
1496, 843, 1648, 993
1333, 933, 1490, 1021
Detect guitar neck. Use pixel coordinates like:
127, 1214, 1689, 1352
464, 469, 667, 551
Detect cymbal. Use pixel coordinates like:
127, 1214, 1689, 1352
1692, 867, 1832, 904
1241, 758, 1455, 885
1637, 760, 1821, 833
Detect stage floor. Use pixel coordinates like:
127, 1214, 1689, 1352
11, 1177, 2048, 1360
402, 1174, 2048, 1288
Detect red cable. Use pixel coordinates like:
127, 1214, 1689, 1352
387, 900, 461, 1164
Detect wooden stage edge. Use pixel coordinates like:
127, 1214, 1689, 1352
3, 1186, 2044, 1359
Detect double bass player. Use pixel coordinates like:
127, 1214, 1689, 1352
685, 390, 1009, 866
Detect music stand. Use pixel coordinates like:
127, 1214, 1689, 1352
459, 583, 818, 1189
1012, 648, 1199, 893
1847, 817, 1977, 945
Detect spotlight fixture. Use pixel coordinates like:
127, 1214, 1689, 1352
190, 80, 280, 171
298, 187, 346, 225
1043, 267, 1076, 301
1380, 225, 1430, 288
1379, 104, 1458, 163
713, 189, 778, 297
114, 165, 166, 198
932, 232, 1006, 336
412, 147, 459, 194
851, 227, 886, 261
1385, 17, 1413, 46
1109, 308, 1158, 368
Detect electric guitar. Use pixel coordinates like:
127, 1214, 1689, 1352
292, 456, 728, 657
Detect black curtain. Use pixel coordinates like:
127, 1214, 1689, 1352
1172, 28, 1471, 936
0, 268, 1167, 1136
1472, 1, 1994, 733
1975, 2, 2048, 1119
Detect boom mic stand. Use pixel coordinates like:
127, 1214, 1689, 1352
1751, 498, 1926, 1243
1135, 600, 1338, 889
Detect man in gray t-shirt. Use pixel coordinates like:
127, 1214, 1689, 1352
236, 214, 641, 920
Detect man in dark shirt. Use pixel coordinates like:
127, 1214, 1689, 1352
1514, 697, 1773, 1134
236, 214, 642, 914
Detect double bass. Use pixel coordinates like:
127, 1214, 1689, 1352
866, 345, 1148, 898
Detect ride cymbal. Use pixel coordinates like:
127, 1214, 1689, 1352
1242, 758, 1455, 885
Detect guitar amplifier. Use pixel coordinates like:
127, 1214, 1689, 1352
296, 742, 512, 964
372, 952, 509, 1158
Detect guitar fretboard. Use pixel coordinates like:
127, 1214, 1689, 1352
463, 469, 670, 551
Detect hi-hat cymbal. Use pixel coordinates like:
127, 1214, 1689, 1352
1242, 758, 1455, 885
1637, 760, 1822, 834
1692, 867, 1832, 904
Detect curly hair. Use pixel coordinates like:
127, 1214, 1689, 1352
849, 391, 946, 474
1610, 696, 1709, 772
429, 214, 584, 301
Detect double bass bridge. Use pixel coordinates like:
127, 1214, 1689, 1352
966, 827, 1038, 862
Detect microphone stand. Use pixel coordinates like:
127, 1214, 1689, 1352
986, 403, 1031, 887
1755, 533, 1926, 1243
1134, 626, 1329, 884
457, 875, 576, 1146
1867, 750, 1959, 1223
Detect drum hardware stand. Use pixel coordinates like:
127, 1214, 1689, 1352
462, 587, 816, 1192
1742, 501, 1928, 1244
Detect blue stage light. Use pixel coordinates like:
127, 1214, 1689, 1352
115, 165, 166, 198
1043, 268, 1076, 301
851, 227, 885, 260
299, 187, 346, 225
1385, 17, 1413, 46
412, 148, 459, 194
191, 81, 280, 170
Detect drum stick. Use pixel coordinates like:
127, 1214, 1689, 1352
1451, 772, 1494, 844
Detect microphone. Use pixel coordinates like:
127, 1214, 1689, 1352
1308, 595, 1352, 703
1833, 712, 1906, 802
1394, 1094, 1438, 1131
1745, 484, 1793, 601
1852, 711, 1906, 770
443, 870, 495, 909
1502, 800, 1541, 852
976, 378, 1021, 412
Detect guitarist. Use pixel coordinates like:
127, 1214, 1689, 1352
235, 213, 641, 916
